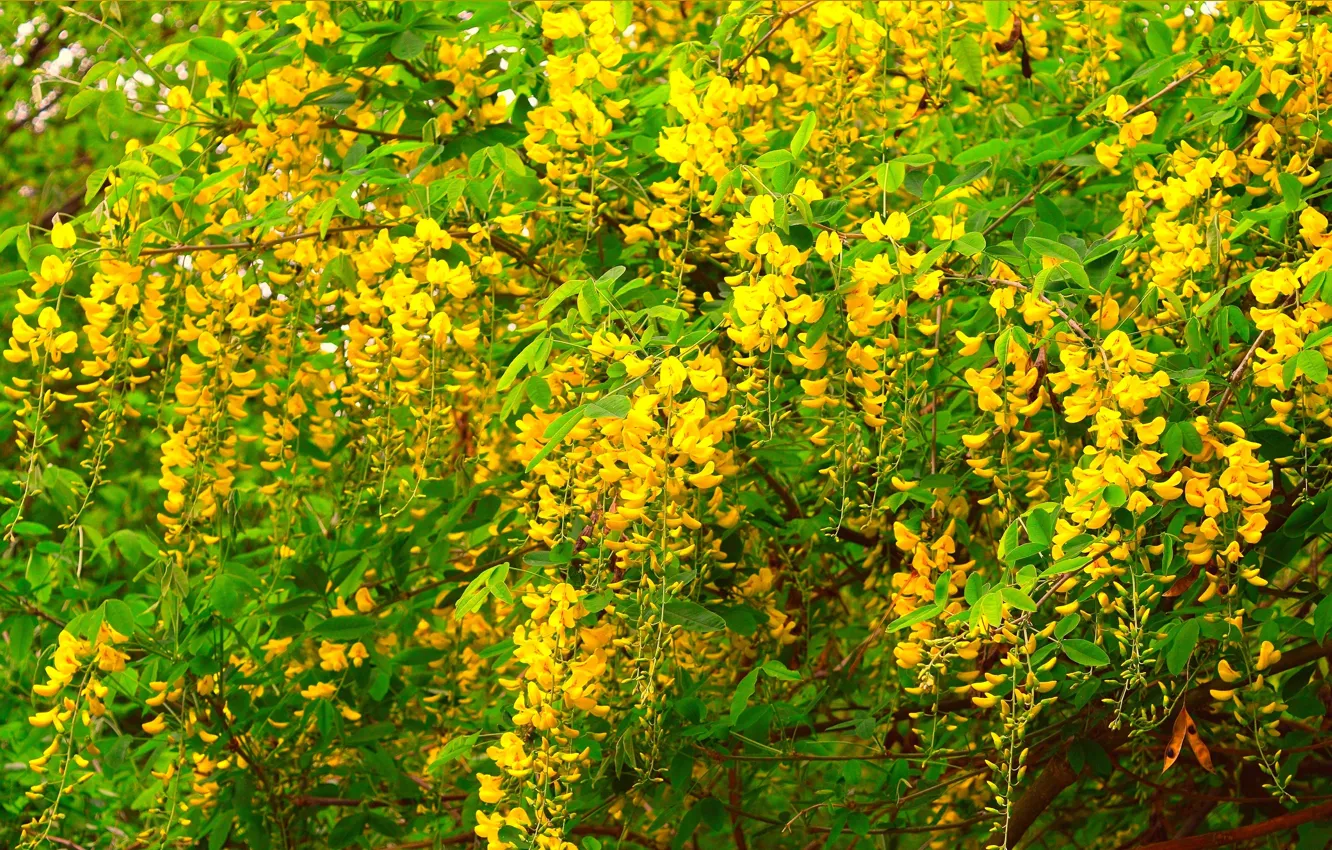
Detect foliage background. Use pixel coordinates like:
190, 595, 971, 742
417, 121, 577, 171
3, 2, 1332, 849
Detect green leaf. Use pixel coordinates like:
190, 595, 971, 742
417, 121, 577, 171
96, 90, 127, 140
710, 167, 742, 213
540, 277, 587, 318
455, 567, 497, 618
761, 660, 801, 681
1220, 67, 1260, 108
997, 519, 1022, 563
1025, 236, 1082, 264
486, 564, 512, 604
190, 36, 243, 69
663, 600, 726, 632
1296, 349, 1327, 384
755, 150, 795, 168
1167, 618, 1200, 675
790, 112, 817, 159
104, 599, 136, 637
208, 812, 234, 850
210, 575, 245, 616
885, 603, 940, 632
585, 394, 631, 419
876, 161, 906, 192
985, 0, 1012, 31
497, 333, 542, 391
596, 265, 627, 286
730, 669, 760, 725
391, 30, 426, 61
979, 592, 1003, 628
953, 139, 1007, 166
66, 88, 102, 119
1278, 172, 1303, 212
1062, 639, 1110, 667
1315, 596, 1332, 643
434, 733, 478, 766
1103, 484, 1127, 508
951, 35, 983, 87
934, 572, 951, 607
953, 231, 986, 257
314, 615, 376, 640
526, 406, 586, 472
1039, 554, 1093, 578
1001, 587, 1037, 612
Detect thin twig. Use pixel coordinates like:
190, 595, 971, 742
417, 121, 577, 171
232, 119, 423, 142
983, 58, 1211, 238
728, 0, 819, 79
1124, 59, 1216, 119
945, 274, 1112, 372
1134, 799, 1332, 850
983, 165, 1067, 237
137, 223, 388, 256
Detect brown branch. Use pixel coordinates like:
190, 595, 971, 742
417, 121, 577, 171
1210, 313, 1282, 420
1113, 756, 1332, 806
132, 221, 559, 288
292, 793, 468, 808
834, 525, 877, 547
137, 223, 388, 257
948, 275, 1111, 371
377, 824, 665, 850
1134, 800, 1332, 850
231, 119, 423, 142
744, 454, 802, 521
728, 0, 818, 79
727, 762, 750, 850
994, 748, 1077, 848
723, 801, 991, 835
998, 638, 1332, 848
982, 58, 1212, 238
983, 164, 1068, 237
1124, 59, 1216, 119
0, 593, 66, 628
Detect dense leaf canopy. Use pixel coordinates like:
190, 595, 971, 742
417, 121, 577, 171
3, 2, 1332, 849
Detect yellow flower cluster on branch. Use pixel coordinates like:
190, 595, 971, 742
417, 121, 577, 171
4, 2, 1332, 849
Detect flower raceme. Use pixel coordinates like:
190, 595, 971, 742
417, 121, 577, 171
5, 3, 1332, 850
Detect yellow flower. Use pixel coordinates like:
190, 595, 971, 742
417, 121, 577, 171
301, 681, 338, 700
1119, 111, 1157, 147
1217, 659, 1243, 683
1299, 206, 1328, 247
478, 773, 505, 804
884, 211, 910, 240
687, 461, 723, 489
1095, 141, 1123, 170
261, 636, 292, 661
750, 195, 775, 226
955, 330, 984, 356
51, 219, 76, 249
1104, 93, 1129, 121
912, 270, 942, 300
1256, 640, 1281, 671
166, 86, 193, 111
792, 177, 823, 202
355, 587, 375, 612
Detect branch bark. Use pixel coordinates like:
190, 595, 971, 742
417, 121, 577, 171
1134, 799, 1332, 850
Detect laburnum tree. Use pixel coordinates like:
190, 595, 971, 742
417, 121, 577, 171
5, 1, 1332, 849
